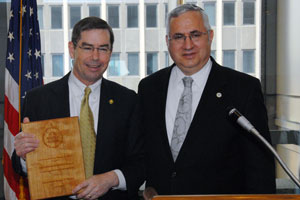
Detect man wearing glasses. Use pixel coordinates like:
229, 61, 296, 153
13, 17, 144, 200
139, 4, 275, 196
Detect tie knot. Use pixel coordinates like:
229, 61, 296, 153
182, 77, 193, 88
84, 87, 92, 97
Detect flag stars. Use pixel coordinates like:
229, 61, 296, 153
34, 49, 41, 59
10, 10, 13, 19
34, 72, 39, 80
8, 32, 14, 42
21, 5, 26, 16
22, 91, 27, 99
27, 49, 32, 57
30, 7, 34, 16
29, 28, 33, 36
25, 70, 32, 80
23, 5, 26, 16
7, 53, 14, 63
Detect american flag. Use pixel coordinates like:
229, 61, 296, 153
4, 0, 43, 199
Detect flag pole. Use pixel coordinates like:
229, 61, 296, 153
178, 0, 184, 5
18, 0, 26, 199
19, 0, 23, 127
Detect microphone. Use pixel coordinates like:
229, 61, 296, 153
227, 107, 300, 188
228, 107, 254, 132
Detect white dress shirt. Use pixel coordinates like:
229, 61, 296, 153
68, 71, 126, 190
165, 59, 212, 144
68, 71, 101, 133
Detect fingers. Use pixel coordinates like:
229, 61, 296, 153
14, 117, 39, 160
143, 187, 158, 200
14, 132, 39, 159
73, 174, 113, 199
72, 181, 88, 195
23, 117, 30, 123
73, 181, 93, 199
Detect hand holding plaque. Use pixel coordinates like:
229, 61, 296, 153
22, 117, 85, 200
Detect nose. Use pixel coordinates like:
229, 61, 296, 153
91, 49, 100, 60
183, 35, 194, 49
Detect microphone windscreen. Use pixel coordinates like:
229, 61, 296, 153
226, 106, 241, 122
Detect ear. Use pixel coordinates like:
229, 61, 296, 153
165, 35, 169, 47
209, 29, 214, 43
68, 41, 75, 59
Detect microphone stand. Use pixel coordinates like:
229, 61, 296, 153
250, 127, 300, 188
228, 108, 300, 188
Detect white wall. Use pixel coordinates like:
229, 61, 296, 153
276, 0, 300, 130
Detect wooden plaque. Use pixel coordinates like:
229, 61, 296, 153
22, 117, 85, 200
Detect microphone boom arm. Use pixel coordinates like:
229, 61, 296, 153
228, 108, 300, 188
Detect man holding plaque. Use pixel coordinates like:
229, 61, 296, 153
13, 17, 145, 200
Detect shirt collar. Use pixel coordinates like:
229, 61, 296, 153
68, 70, 102, 97
173, 58, 212, 87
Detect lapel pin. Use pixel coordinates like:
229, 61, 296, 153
109, 99, 114, 104
216, 92, 222, 98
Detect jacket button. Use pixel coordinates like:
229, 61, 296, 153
171, 172, 176, 178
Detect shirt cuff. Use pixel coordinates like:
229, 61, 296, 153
20, 158, 27, 174
113, 169, 127, 191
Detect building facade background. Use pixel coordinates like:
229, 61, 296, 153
36, 0, 259, 92
1, 0, 300, 198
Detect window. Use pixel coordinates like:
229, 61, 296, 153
38, 6, 43, 29
243, 50, 255, 73
165, 52, 169, 67
108, 5, 119, 28
146, 5, 157, 28
223, 50, 235, 69
70, 6, 81, 29
89, 5, 100, 17
108, 53, 120, 76
211, 50, 216, 59
204, 2, 216, 26
223, 2, 235, 25
70, 58, 74, 71
127, 5, 138, 28
146, 52, 158, 75
51, 6, 62, 29
52, 54, 64, 77
243, 2, 255, 24
164, 3, 168, 27
185, 0, 197, 4
128, 53, 139, 75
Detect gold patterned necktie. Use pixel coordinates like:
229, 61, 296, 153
79, 87, 96, 178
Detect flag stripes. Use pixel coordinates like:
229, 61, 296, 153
4, 0, 43, 199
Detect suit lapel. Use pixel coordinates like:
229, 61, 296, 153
192, 59, 229, 121
51, 73, 70, 118
96, 78, 117, 145
97, 78, 108, 137
176, 59, 231, 162
158, 65, 177, 162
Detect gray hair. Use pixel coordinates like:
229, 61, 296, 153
166, 4, 211, 35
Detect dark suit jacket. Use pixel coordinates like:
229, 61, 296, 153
138, 57, 276, 195
12, 73, 145, 200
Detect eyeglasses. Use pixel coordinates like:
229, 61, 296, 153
77, 45, 111, 55
168, 31, 209, 45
